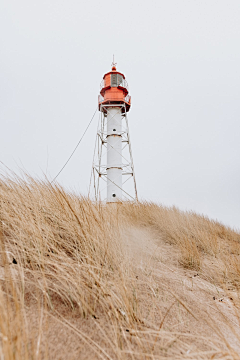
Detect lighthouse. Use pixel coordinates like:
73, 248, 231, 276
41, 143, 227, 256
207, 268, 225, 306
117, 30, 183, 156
90, 61, 137, 203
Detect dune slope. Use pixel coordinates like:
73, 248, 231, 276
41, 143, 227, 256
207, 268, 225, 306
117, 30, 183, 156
0, 176, 240, 359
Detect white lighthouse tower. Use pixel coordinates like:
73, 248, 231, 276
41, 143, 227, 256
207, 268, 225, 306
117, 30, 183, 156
90, 62, 137, 202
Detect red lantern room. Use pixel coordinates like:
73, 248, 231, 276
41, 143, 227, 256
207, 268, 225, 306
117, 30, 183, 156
98, 65, 131, 112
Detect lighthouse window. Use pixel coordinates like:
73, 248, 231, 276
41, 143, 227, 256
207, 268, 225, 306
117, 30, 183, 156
111, 74, 123, 87
112, 193, 116, 197
117, 74, 123, 86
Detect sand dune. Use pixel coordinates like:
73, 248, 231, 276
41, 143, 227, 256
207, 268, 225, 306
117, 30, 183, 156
0, 176, 240, 359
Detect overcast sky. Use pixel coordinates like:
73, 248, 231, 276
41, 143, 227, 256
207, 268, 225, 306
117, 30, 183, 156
0, 0, 239, 229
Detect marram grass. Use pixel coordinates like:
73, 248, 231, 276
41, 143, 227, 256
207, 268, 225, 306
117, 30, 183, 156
0, 175, 240, 359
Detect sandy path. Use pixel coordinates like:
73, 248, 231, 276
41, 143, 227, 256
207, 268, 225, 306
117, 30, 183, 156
122, 226, 240, 354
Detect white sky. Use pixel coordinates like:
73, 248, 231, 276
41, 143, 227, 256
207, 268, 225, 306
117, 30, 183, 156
0, 0, 239, 229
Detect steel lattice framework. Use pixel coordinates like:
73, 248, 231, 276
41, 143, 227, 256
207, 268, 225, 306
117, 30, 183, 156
89, 103, 138, 202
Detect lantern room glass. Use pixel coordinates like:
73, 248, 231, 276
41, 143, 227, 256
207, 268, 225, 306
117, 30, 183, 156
111, 74, 123, 87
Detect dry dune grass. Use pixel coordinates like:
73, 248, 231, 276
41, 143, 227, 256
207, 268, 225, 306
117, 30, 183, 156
0, 174, 240, 359
121, 202, 240, 287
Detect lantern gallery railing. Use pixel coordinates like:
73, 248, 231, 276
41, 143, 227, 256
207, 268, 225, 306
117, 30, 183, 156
98, 94, 131, 105
124, 94, 131, 103
98, 94, 104, 103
